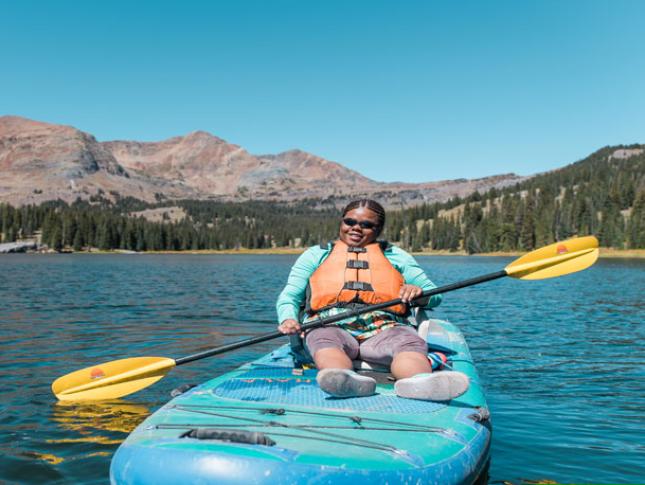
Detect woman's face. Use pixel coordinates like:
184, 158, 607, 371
339, 207, 381, 247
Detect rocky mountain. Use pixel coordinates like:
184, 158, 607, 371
254, 150, 522, 206
0, 116, 524, 206
103, 132, 261, 197
0, 116, 198, 205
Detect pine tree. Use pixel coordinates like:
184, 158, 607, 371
463, 202, 484, 254
627, 189, 645, 248
599, 180, 626, 248
49, 224, 63, 251
72, 229, 83, 251
519, 194, 536, 250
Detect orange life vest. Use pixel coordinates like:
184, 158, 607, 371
306, 240, 407, 315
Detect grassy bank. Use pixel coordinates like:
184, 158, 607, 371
418, 248, 645, 258
68, 247, 645, 258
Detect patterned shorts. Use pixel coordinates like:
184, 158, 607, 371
305, 325, 427, 366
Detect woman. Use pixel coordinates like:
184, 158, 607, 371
277, 199, 469, 401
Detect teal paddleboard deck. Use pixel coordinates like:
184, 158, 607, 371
110, 318, 491, 484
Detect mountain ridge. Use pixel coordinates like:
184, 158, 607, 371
1, 140, 642, 252
0, 115, 524, 207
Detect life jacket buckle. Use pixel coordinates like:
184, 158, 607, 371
347, 246, 367, 253
346, 260, 369, 269
343, 281, 374, 291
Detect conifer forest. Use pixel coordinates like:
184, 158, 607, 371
1, 146, 644, 253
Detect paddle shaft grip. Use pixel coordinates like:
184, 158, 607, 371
175, 269, 508, 366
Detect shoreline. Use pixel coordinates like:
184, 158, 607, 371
13, 247, 645, 258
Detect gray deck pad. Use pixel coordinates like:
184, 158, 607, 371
212, 366, 446, 414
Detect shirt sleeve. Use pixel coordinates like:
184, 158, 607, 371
388, 245, 442, 309
276, 246, 326, 323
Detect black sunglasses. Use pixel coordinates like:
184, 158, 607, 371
342, 218, 379, 230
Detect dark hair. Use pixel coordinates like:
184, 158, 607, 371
341, 199, 386, 236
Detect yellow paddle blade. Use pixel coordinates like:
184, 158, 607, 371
52, 356, 176, 402
505, 236, 599, 280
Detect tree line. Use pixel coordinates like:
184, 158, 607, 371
394, 144, 645, 252
1, 145, 643, 252
0, 199, 340, 251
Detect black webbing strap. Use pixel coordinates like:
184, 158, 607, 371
346, 260, 369, 269
180, 429, 276, 446
343, 281, 374, 291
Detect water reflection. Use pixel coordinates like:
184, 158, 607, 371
51, 400, 151, 443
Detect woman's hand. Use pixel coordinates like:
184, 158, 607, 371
399, 284, 423, 303
278, 318, 302, 335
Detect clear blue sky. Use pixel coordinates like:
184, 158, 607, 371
2, 0, 644, 182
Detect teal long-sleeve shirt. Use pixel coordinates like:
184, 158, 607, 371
276, 243, 442, 323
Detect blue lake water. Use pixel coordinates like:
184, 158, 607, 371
0, 254, 643, 484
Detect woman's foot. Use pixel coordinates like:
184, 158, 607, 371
394, 371, 470, 401
316, 369, 377, 398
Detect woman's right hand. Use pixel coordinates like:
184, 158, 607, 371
278, 318, 301, 335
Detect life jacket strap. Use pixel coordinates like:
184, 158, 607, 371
347, 246, 367, 253
346, 259, 369, 269
343, 281, 374, 291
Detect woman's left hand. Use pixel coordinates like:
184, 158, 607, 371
399, 284, 423, 303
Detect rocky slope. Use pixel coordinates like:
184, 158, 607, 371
0, 115, 524, 206
0, 116, 198, 205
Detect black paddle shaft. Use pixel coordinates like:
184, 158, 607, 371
175, 269, 508, 366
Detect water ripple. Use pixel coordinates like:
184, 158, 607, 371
0, 254, 643, 484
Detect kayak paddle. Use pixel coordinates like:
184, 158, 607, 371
52, 235, 598, 401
